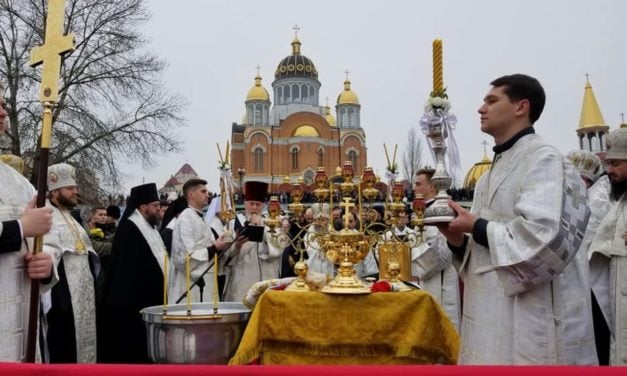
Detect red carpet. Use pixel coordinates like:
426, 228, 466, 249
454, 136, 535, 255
1, 363, 627, 376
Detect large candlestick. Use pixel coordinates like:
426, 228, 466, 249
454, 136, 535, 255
213, 253, 219, 315
433, 39, 443, 94
163, 253, 168, 312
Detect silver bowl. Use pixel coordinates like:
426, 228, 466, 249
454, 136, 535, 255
141, 302, 251, 364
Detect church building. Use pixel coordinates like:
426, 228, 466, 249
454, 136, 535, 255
230, 31, 368, 192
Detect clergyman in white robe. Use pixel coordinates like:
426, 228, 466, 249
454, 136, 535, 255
449, 133, 597, 364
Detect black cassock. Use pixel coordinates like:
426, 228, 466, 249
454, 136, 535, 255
98, 219, 163, 363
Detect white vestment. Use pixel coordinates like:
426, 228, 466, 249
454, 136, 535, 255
0, 162, 57, 362
222, 213, 282, 302
43, 203, 98, 363
455, 134, 597, 364
589, 193, 627, 364
305, 225, 334, 277
583, 176, 615, 329
410, 225, 461, 331
170, 207, 217, 304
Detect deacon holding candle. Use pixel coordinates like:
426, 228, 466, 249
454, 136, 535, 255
99, 183, 169, 363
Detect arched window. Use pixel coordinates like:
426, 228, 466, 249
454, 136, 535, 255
277, 86, 283, 104
302, 84, 309, 103
291, 147, 299, 170
254, 147, 264, 171
254, 104, 262, 124
317, 148, 324, 167
292, 84, 300, 102
285, 84, 291, 102
348, 150, 358, 172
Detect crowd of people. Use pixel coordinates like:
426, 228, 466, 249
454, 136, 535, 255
1, 73, 626, 365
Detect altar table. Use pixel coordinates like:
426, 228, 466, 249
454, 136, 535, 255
230, 289, 459, 365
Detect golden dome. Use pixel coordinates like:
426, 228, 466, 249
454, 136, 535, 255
293, 125, 320, 137
463, 154, 492, 189
337, 79, 359, 105
325, 105, 336, 126
246, 75, 270, 101
578, 79, 607, 130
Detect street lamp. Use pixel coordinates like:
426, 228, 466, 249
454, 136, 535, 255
238, 168, 246, 203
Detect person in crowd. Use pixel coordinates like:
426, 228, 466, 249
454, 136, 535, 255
436, 74, 596, 364
588, 128, 627, 365
222, 181, 283, 302
44, 163, 99, 363
0, 90, 55, 361
100, 183, 167, 363
169, 179, 229, 303
409, 168, 461, 330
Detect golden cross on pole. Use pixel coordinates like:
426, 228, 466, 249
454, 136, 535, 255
344, 69, 350, 81
255, 65, 261, 76
29, 0, 75, 103
292, 24, 300, 37
481, 140, 489, 155
24, 0, 75, 363
341, 197, 355, 229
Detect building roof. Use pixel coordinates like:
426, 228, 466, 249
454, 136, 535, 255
578, 78, 608, 130
463, 154, 492, 189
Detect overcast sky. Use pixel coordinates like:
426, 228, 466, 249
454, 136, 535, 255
120, 0, 625, 193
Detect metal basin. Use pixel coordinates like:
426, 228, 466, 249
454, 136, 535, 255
141, 302, 251, 364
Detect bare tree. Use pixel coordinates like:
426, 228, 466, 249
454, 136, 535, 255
401, 127, 423, 186
0, 0, 185, 198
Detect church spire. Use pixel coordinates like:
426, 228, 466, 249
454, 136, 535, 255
576, 76, 610, 153
578, 76, 607, 129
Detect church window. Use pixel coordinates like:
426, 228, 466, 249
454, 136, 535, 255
277, 86, 283, 104
254, 147, 264, 171
285, 84, 291, 101
291, 147, 299, 170
347, 108, 355, 128
348, 150, 358, 171
292, 84, 300, 102
318, 148, 324, 167
309, 86, 314, 100
254, 104, 263, 124
302, 84, 309, 103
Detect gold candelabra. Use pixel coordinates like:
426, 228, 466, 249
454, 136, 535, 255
266, 156, 426, 294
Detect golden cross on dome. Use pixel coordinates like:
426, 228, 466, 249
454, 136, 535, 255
325, 96, 330, 107
255, 65, 261, 76
481, 140, 489, 155
344, 69, 350, 81
29, 0, 75, 102
292, 24, 300, 37
341, 197, 355, 228
621, 112, 625, 123
585, 73, 590, 82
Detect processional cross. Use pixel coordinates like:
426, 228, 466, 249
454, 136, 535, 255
25, 0, 75, 363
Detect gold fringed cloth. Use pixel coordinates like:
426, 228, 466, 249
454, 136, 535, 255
230, 289, 459, 365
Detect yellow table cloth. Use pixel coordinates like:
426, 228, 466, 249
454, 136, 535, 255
230, 289, 459, 365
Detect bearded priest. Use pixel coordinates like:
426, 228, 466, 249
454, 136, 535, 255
99, 183, 167, 363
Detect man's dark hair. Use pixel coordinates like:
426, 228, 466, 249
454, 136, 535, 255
415, 168, 436, 181
91, 206, 106, 215
182, 178, 208, 197
490, 74, 545, 124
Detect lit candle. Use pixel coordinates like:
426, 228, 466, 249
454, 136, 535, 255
186, 255, 191, 313
213, 253, 219, 314
433, 39, 443, 94
163, 253, 168, 312
358, 182, 363, 232
329, 181, 333, 232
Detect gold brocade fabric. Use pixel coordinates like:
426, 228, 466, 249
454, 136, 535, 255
230, 289, 459, 365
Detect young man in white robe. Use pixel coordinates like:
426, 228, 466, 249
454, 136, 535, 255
0, 93, 56, 362
410, 168, 461, 331
43, 163, 100, 363
588, 128, 627, 364
437, 74, 597, 364
170, 179, 228, 304
222, 181, 283, 302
